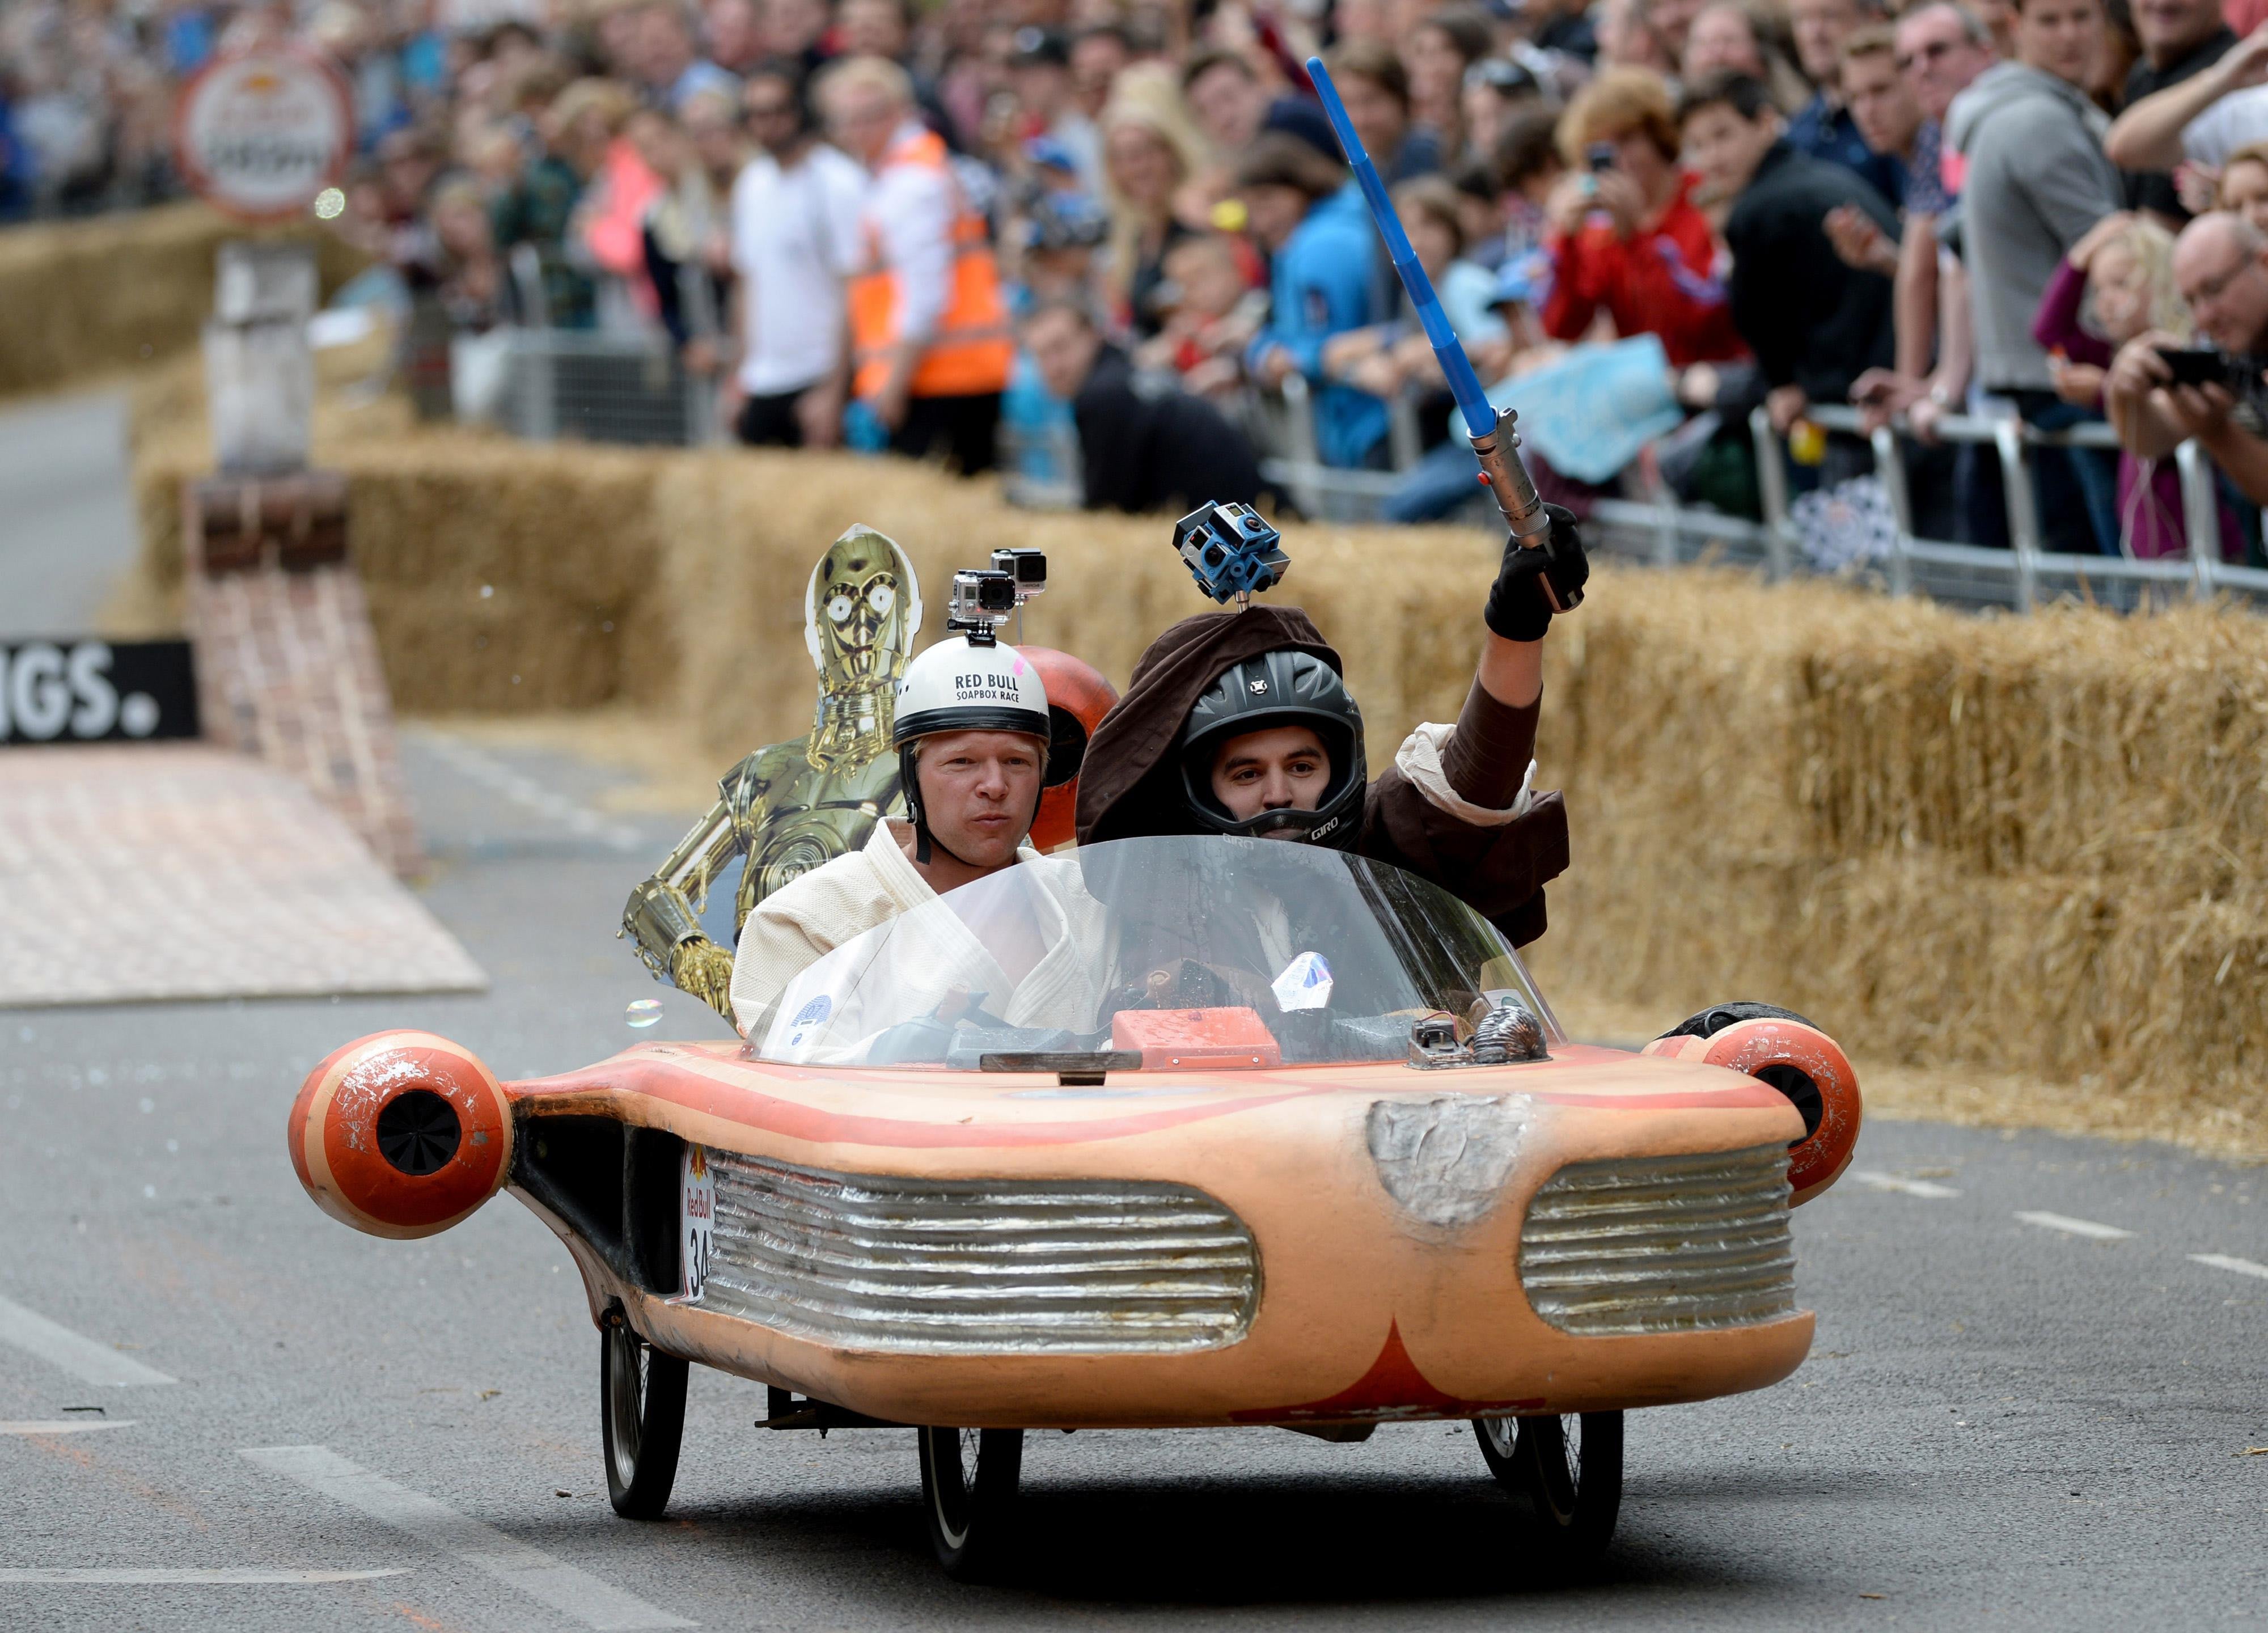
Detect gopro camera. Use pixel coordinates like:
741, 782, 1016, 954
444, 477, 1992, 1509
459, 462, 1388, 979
1171, 501, 1289, 606
989, 548, 1047, 602
947, 568, 1019, 645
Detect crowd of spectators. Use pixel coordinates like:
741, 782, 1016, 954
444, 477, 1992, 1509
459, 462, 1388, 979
14, 0, 2268, 557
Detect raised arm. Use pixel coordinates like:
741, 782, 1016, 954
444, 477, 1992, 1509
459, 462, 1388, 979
2105, 28, 2268, 171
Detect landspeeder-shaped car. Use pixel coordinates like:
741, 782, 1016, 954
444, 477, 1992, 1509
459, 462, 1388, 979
288, 836, 1861, 1577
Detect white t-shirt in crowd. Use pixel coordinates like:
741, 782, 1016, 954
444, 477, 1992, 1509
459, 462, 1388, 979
729, 141, 869, 397
2181, 84, 2268, 168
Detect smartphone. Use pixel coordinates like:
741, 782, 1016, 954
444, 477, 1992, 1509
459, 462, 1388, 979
1585, 141, 1617, 174
2156, 345, 2232, 388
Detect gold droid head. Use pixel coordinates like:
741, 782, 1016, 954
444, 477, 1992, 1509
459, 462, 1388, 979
806, 524, 921, 690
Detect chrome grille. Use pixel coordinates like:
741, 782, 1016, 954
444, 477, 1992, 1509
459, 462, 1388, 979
697, 1152, 1259, 1354
1519, 1144, 1797, 1335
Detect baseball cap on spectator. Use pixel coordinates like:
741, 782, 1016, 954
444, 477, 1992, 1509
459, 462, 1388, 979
1025, 135, 1082, 175
1020, 189, 1111, 251
1465, 57, 1541, 100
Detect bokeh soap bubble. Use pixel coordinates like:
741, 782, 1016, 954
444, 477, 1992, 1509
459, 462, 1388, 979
625, 998, 664, 1029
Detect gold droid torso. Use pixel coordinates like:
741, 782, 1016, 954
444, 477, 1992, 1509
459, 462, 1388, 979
622, 527, 923, 1019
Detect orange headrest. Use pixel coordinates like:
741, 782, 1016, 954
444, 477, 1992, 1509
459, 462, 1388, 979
1021, 646, 1119, 851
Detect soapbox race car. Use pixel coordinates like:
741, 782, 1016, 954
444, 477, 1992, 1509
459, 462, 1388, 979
288, 835, 1861, 1579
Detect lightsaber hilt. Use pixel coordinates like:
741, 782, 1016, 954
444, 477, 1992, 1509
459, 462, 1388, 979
1308, 56, 1575, 611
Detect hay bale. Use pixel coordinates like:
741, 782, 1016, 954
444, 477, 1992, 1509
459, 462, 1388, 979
0, 205, 366, 399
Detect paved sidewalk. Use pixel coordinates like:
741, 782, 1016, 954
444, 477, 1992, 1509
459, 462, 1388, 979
0, 743, 484, 1006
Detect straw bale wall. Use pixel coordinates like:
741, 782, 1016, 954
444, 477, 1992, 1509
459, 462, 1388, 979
129, 413, 2268, 1146
0, 204, 363, 398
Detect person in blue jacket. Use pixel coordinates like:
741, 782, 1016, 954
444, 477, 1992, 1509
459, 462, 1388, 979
1237, 134, 1390, 470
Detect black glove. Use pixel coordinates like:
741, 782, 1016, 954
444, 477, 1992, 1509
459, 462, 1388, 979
1483, 503, 1588, 643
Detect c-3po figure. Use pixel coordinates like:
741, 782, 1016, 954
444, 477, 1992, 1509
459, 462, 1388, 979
621, 525, 921, 1017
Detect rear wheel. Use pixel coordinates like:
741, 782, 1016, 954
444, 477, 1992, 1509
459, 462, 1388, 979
917, 1427, 1023, 1580
1473, 1411, 1623, 1560
601, 1315, 688, 1520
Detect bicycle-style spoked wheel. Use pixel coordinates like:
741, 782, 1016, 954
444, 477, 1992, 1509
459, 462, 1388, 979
917, 1425, 1024, 1580
1503, 1411, 1623, 1560
601, 1316, 688, 1519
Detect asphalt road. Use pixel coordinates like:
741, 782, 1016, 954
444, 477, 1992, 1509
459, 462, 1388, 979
3, 400, 2265, 1632
0, 389, 137, 640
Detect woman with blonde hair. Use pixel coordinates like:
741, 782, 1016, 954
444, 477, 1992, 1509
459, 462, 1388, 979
1097, 93, 1208, 336
2037, 211, 2243, 560
2215, 142, 2268, 236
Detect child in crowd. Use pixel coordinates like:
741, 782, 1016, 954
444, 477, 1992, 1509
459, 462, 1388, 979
2036, 212, 2245, 561
1133, 231, 1268, 400
2215, 143, 2268, 236
1320, 174, 1512, 399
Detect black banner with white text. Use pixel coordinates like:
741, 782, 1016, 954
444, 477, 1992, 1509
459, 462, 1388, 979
0, 639, 200, 744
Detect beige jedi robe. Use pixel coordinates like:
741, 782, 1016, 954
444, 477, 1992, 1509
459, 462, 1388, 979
728, 819, 1106, 1054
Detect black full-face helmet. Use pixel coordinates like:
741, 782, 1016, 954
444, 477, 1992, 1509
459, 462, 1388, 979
1177, 648, 1366, 849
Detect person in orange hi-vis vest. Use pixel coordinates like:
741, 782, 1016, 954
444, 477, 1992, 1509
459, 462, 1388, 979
819, 55, 1014, 474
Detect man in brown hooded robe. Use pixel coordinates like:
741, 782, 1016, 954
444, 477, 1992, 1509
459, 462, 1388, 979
1073, 507, 1588, 947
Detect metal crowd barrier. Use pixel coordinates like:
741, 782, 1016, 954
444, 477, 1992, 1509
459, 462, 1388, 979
1759, 404, 2268, 611
498, 329, 720, 447
1254, 380, 2268, 613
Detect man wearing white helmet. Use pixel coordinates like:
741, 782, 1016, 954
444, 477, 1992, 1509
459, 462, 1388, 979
726, 623, 1060, 1038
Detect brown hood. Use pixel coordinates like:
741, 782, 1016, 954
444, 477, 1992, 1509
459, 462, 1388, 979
1073, 607, 1340, 848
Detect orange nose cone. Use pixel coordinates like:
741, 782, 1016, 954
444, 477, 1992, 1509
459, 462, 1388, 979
287, 1031, 513, 1238
1645, 1019, 1862, 1207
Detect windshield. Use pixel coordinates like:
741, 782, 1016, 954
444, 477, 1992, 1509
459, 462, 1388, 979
750, 836, 1562, 1070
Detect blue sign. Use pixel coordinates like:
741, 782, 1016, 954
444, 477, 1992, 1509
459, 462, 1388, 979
1456, 335, 1685, 485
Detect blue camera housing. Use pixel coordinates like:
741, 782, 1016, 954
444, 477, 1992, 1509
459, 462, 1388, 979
1171, 501, 1289, 604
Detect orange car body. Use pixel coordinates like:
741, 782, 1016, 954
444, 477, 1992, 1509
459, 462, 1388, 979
293, 1028, 1847, 1432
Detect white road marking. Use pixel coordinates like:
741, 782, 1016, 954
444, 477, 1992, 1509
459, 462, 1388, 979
2189, 1253, 2268, 1281
239, 1445, 693, 1631
0, 1568, 407, 1584
1851, 1169, 1960, 1199
2015, 1211, 2134, 1241
0, 1296, 175, 1386
414, 733, 643, 853
0, 1419, 134, 1435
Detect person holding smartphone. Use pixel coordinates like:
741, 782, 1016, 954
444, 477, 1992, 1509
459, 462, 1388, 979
1538, 67, 1746, 369
2105, 210, 2268, 530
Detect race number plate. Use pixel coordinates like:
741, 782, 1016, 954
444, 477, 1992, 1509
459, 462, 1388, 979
679, 1145, 714, 1300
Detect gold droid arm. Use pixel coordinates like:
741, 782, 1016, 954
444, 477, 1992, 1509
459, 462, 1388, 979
620, 798, 741, 1019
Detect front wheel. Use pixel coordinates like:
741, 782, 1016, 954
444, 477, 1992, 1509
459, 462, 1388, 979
1473, 1411, 1623, 1560
601, 1315, 688, 1520
917, 1427, 1023, 1580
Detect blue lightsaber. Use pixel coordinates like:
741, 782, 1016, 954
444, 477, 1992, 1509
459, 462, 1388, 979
1307, 56, 1573, 605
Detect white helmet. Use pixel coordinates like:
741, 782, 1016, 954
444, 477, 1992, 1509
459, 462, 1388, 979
892, 636, 1052, 748
892, 636, 1052, 863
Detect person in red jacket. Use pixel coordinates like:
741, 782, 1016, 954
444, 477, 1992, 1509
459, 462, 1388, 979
1537, 67, 1747, 367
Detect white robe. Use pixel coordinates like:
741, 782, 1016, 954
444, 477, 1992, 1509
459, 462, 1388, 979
729, 820, 1105, 1055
